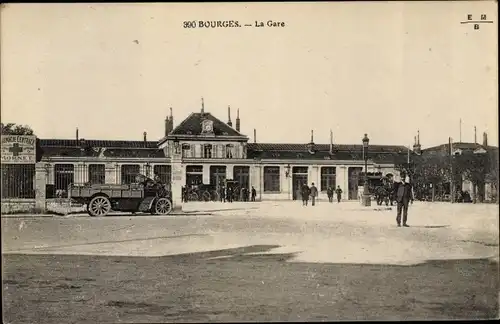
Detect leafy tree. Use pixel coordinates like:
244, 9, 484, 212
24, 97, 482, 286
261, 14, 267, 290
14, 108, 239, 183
1, 123, 35, 135
453, 150, 493, 203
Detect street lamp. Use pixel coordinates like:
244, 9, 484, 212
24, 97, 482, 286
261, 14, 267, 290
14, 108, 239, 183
361, 133, 371, 206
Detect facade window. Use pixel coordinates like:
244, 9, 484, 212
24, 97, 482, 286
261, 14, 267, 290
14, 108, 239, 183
54, 164, 75, 197
186, 165, 203, 186
226, 144, 234, 158
88, 164, 105, 184
121, 164, 140, 184
182, 144, 191, 158
203, 144, 212, 158
154, 165, 171, 185
320, 167, 336, 191
264, 166, 280, 192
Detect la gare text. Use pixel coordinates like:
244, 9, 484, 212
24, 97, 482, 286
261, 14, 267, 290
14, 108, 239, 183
183, 20, 286, 29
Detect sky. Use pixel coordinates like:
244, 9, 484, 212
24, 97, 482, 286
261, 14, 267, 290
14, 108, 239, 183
1, 2, 498, 148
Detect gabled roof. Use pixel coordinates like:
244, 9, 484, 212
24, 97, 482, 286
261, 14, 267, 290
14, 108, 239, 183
167, 112, 247, 138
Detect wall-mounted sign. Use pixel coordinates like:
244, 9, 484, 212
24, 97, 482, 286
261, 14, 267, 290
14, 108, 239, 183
1, 135, 37, 164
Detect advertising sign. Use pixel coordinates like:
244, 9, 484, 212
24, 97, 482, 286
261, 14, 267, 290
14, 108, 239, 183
1, 135, 37, 164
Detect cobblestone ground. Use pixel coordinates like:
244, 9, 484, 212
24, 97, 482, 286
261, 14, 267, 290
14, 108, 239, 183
2, 201, 499, 322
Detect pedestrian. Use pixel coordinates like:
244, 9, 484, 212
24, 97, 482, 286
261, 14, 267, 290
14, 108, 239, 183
301, 183, 310, 206
251, 186, 257, 202
227, 186, 233, 203
335, 185, 343, 203
310, 182, 318, 206
327, 186, 333, 203
219, 185, 226, 202
396, 175, 414, 227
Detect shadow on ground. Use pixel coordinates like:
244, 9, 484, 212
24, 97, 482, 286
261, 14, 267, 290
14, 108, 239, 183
3, 245, 499, 323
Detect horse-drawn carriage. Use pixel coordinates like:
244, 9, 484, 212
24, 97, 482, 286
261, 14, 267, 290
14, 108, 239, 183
69, 174, 173, 216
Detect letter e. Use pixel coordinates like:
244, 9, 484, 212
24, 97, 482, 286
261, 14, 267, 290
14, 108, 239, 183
468, 14, 472, 20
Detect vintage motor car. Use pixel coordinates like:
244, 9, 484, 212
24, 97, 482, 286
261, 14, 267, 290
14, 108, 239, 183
68, 174, 173, 217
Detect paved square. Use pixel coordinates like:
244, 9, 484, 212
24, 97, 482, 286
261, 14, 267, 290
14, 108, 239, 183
2, 201, 499, 322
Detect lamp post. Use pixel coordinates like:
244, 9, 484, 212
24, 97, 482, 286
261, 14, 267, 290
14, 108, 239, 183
361, 134, 371, 206
285, 163, 291, 200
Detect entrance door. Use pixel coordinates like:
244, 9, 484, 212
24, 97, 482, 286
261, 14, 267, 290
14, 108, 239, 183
292, 166, 308, 200
234, 166, 250, 190
210, 166, 227, 188
348, 167, 363, 200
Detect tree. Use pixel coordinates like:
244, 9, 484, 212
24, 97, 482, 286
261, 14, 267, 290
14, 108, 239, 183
1, 123, 34, 135
453, 151, 492, 203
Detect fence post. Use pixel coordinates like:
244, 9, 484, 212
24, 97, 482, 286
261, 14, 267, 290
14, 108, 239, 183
35, 162, 47, 213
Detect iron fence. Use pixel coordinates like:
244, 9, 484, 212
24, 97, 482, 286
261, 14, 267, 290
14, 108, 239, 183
1, 164, 36, 199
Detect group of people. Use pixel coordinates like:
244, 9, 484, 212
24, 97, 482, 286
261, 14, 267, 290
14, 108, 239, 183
298, 183, 343, 206
218, 185, 257, 203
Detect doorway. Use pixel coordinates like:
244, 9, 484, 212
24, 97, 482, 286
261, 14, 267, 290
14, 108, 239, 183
348, 167, 363, 200
292, 166, 308, 200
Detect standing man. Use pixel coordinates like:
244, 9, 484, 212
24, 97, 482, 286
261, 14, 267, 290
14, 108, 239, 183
396, 175, 414, 227
227, 185, 233, 203
301, 183, 310, 206
219, 185, 226, 203
335, 185, 343, 203
251, 186, 257, 202
310, 182, 318, 206
327, 186, 334, 203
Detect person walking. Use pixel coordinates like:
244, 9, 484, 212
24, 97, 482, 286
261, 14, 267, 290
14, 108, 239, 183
219, 185, 226, 203
301, 183, 310, 206
335, 185, 343, 203
251, 186, 257, 202
310, 182, 318, 206
327, 186, 333, 203
396, 175, 414, 227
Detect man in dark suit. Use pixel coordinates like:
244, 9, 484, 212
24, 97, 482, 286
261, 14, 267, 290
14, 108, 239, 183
396, 175, 414, 227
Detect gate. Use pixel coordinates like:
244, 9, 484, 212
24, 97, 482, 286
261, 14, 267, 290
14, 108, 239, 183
292, 166, 308, 200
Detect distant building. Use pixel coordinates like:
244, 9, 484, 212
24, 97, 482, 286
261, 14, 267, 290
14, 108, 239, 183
36, 102, 415, 201
422, 133, 498, 202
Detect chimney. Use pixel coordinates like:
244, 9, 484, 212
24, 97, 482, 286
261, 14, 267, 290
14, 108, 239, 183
483, 132, 488, 146
76, 127, 79, 142
227, 105, 232, 127
412, 130, 422, 154
201, 97, 205, 114
329, 129, 333, 153
169, 107, 174, 133
143, 131, 147, 143
235, 108, 241, 132
165, 116, 169, 136
474, 126, 477, 143
310, 129, 314, 143
253, 129, 256, 143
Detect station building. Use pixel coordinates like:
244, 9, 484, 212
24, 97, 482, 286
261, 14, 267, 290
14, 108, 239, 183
38, 103, 417, 201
